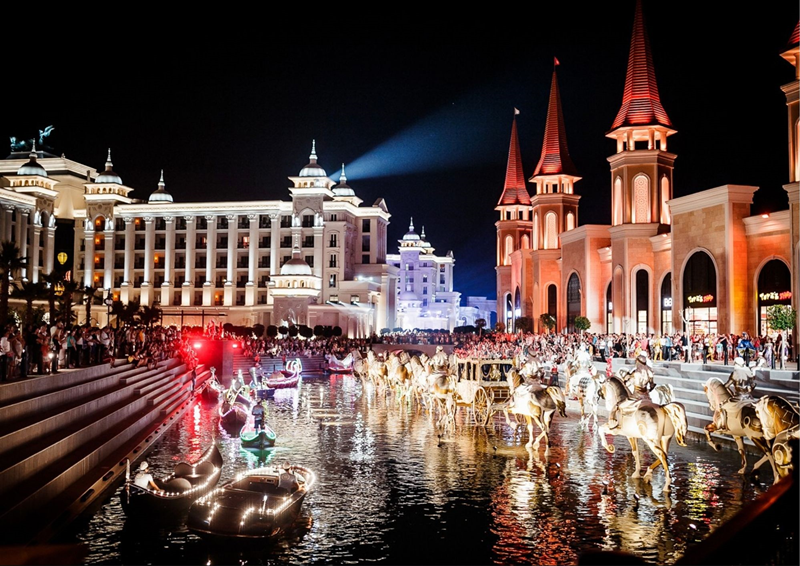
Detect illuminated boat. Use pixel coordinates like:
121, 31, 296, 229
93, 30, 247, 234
187, 463, 316, 539
219, 400, 249, 432
264, 360, 303, 389
121, 444, 223, 517
240, 425, 277, 451
324, 352, 354, 373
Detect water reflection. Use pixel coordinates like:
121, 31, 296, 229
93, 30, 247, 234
64, 375, 758, 565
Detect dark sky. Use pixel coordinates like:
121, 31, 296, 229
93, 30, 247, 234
3, 3, 798, 301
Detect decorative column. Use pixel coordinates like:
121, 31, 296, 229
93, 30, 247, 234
162, 216, 175, 307
121, 217, 134, 303
224, 214, 236, 306
104, 220, 114, 290
313, 213, 324, 278
203, 215, 216, 306
16, 209, 29, 280
246, 213, 258, 305
3, 206, 13, 243
269, 213, 280, 274
29, 218, 41, 283
83, 219, 95, 288
43, 217, 55, 275
140, 217, 155, 305
182, 216, 195, 307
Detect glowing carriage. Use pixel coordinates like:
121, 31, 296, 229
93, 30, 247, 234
451, 357, 515, 426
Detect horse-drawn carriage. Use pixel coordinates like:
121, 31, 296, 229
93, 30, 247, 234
450, 357, 515, 426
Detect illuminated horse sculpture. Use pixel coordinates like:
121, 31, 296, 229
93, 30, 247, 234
703, 377, 778, 481
567, 362, 603, 425
598, 376, 688, 492
386, 352, 413, 405
755, 395, 799, 480
502, 370, 567, 449
429, 370, 457, 433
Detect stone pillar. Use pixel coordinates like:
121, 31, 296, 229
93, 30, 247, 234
313, 223, 324, 279
104, 223, 114, 290
246, 214, 258, 306
17, 209, 29, 280
203, 215, 216, 306
224, 214, 236, 306
30, 222, 41, 283
43, 223, 55, 275
269, 213, 280, 274
182, 216, 195, 307
83, 220, 95, 288
120, 218, 134, 303
162, 216, 175, 306
3, 207, 13, 243
140, 217, 155, 306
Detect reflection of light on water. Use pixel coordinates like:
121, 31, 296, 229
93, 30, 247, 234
685, 460, 720, 520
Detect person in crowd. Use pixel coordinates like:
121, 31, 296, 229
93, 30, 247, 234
134, 461, 161, 491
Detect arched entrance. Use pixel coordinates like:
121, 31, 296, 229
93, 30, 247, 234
635, 269, 649, 334
567, 273, 581, 332
682, 251, 717, 336
547, 284, 557, 331
514, 287, 521, 332
660, 273, 672, 336
606, 282, 613, 335
757, 259, 792, 338
505, 293, 513, 332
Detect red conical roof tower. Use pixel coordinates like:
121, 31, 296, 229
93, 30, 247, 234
497, 112, 531, 206
609, 0, 672, 132
533, 63, 578, 178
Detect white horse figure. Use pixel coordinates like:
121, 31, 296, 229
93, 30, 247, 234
502, 370, 567, 449
598, 376, 688, 492
568, 365, 603, 425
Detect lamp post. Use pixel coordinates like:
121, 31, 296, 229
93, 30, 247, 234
104, 289, 113, 327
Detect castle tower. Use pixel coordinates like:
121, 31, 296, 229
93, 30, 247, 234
495, 111, 532, 330
606, 0, 676, 335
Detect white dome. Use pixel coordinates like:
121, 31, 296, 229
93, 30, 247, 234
280, 247, 312, 276
399, 290, 419, 302
149, 170, 174, 203
17, 149, 47, 177
96, 149, 123, 184
299, 140, 327, 177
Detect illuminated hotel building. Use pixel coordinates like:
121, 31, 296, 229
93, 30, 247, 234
0, 143, 399, 336
386, 219, 461, 331
497, 4, 798, 351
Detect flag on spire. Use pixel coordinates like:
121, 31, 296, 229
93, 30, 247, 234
554, 56, 560, 67
514, 108, 520, 115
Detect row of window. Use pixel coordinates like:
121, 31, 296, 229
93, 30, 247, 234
100, 214, 371, 232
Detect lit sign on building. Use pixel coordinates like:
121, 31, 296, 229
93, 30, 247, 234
687, 294, 714, 304
663, 297, 673, 308
758, 291, 792, 301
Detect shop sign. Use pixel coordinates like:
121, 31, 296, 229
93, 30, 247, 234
687, 294, 714, 304
759, 291, 792, 302
663, 297, 673, 308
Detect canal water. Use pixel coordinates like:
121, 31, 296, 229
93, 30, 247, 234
62, 373, 762, 565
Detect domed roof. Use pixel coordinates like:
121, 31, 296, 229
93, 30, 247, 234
280, 245, 312, 276
333, 164, 355, 197
149, 170, 174, 203
398, 290, 419, 302
17, 144, 47, 177
95, 149, 123, 184
299, 140, 327, 178
402, 218, 420, 241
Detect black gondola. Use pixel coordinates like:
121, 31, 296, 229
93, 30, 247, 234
121, 444, 224, 517
187, 463, 316, 539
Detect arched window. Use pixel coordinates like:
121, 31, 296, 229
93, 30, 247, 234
533, 213, 539, 250
520, 234, 530, 250
567, 273, 581, 332
514, 287, 521, 329
505, 293, 514, 331
660, 177, 671, 224
547, 284, 557, 321
566, 211, 575, 231
504, 235, 514, 265
606, 282, 613, 334
613, 177, 623, 225
635, 269, 649, 333
544, 212, 557, 250
660, 273, 672, 336
633, 174, 650, 224
757, 259, 792, 337
683, 251, 717, 336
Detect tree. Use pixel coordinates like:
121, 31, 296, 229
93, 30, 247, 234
278, 325, 289, 336
11, 280, 45, 328
138, 304, 162, 327
119, 300, 140, 328
58, 280, 82, 325
288, 325, 299, 337
475, 318, 487, 336
332, 326, 342, 337
81, 285, 102, 326
0, 242, 26, 328
494, 321, 505, 333
574, 316, 592, 333
299, 325, 313, 339
40, 271, 63, 325
515, 316, 533, 333
540, 313, 556, 333
266, 325, 278, 337
766, 305, 796, 335
253, 324, 265, 338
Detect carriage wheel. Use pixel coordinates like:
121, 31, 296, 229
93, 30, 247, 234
473, 387, 491, 427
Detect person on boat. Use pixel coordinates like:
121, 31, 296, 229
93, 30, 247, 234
134, 461, 161, 491
278, 461, 297, 492
252, 400, 267, 431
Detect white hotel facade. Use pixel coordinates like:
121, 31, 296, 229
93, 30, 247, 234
0, 142, 399, 337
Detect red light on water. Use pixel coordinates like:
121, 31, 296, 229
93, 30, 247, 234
232, 343, 238, 348
194, 342, 202, 349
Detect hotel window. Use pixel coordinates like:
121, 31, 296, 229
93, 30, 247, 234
362, 219, 370, 232
280, 216, 291, 228
329, 274, 337, 288
351, 295, 359, 305
330, 294, 339, 302
330, 213, 337, 222
329, 255, 337, 268
305, 255, 314, 268
329, 233, 338, 247
362, 255, 370, 264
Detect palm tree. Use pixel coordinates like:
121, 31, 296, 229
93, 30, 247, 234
41, 271, 63, 325
111, 300, 127, 330
81, 286, 101, 326
11, 280, 45, 328
119, 300, 140, 328
0, 242, 27, 328
138, 304, 162, 327
58, 280, 82, 325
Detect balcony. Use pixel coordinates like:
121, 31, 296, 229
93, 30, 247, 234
236, 281, 246, 288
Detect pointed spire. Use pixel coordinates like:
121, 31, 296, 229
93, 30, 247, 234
532, 63, 578, 178
609, 0, 672, 131
158, 170, 165, 188
148, 169, 173, 203
421, 226, 426, 240
409, 217, 414, 231
339, 163, 347, 183
30, 140, 37, 157
309, 140, 317, 163
106, 148, 113, 169
497, 111, 531, 206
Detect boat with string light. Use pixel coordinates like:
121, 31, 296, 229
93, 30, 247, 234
121, 444, 223, 517
240, 424, 277, 451
186, 462, 316, 539
263, 359, 303, 389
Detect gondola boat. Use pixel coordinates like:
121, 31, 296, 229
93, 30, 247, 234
263, 359, 302, 389
219, 400, 249, 431
324, 352, 355, 374
240, 425, 277, 450
121, 444, 223, 517
187, 463, 316, 539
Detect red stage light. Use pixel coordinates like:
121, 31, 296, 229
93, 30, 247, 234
232, 343, 238, 348
194, 342, 202, 349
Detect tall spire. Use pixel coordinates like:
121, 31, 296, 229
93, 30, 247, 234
309, 139, 317, 163
532, 64, 578, 178
497, 110, 531, 206
609, 0, 672, 131
106, 148, 113, 168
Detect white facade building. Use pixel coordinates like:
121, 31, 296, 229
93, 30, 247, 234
0, 142, 399, 337
386, 219, 461, 331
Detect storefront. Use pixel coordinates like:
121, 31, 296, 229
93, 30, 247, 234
661, 273, 672, 336
682, 251, 717, 336
757, 259, 792, 338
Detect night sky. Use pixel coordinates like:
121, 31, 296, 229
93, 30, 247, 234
3, 3, 797, 301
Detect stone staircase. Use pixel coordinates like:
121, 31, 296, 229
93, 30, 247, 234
0, 358, 213, 545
